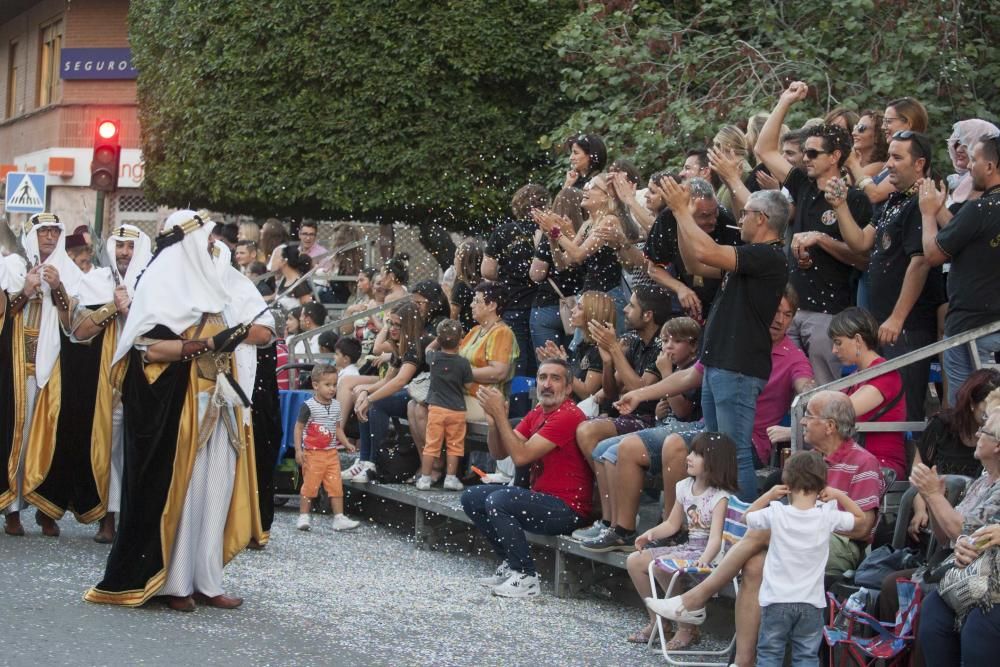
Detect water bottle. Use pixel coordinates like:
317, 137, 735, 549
833, 588, 870, 630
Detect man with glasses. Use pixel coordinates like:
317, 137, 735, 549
756, 81, 873, 385
919, 133, 1000, 402
645, 176, 739, 321
297, 221, 327, 259
646, 391, 882, 667
657, 179, 789, 500
831, 130, 945, 420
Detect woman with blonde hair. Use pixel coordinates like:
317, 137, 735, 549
712, 125, 750, 211
536, 290, 615, 400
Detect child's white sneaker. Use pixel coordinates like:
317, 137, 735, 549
350, 461, 376, 483
296, 514, 311, 531
492, 571, 540, 598
415, 475, 433, 491
332, 514, 359, 531
342, 459, 364, 480
443, 475, 464, 491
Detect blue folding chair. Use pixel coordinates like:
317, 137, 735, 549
822, 577, 922, 667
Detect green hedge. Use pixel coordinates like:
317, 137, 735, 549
130, 0, 575, 232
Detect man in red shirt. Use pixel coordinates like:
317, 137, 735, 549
646, 391, 883, 667
461, 358, 593, 598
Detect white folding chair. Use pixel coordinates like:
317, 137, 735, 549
646, 496, 750, 665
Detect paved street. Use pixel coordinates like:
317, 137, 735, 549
1, 505, 679, 667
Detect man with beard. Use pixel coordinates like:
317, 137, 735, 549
461, 358, 593, 598
85, 210, 274, 611
62, 225, 153, 543
2, 213, 83, 537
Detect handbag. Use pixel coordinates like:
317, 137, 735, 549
406, 371, 431, 403
856, 389, 904, 446
547, 278, 576, 335
938, 546, 1000, 625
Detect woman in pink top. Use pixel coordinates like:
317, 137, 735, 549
829, 308, 906, 478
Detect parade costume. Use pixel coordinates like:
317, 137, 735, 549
2, 216, 83, 521
0, 253, 27, 514
86, 211, 273, 607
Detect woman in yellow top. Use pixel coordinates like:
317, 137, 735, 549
458, 281, 518, 422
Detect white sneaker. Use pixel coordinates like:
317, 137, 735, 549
492, 571, 540, 598
296, 514, 311, 531
342, 459, 364, 481
442, 475, 464, 491
477, 562, 511, 587
351, 461, 376, 483
415, 475, 433, 491
332, 514, 360, 531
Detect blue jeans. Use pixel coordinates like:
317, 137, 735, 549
702, 366, 766, 501
357, 390, 409, 463
502, 308, 534, 378
919, 590, 1000, 667
593, 418, 703, 474
530, 304, 570, 353
943, 331, 1000, 404
460, 485, 582, 576
756, 602, 823, 667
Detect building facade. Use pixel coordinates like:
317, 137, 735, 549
0, 0, 159, 239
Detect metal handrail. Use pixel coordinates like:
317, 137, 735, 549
286, 294, 413, 366
790, 319, 1000, 451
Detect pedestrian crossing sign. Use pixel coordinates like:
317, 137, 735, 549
5, 172, 46, 214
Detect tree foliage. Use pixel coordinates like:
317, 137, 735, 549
129, 0, 574, 230
545, 0, 1000, 180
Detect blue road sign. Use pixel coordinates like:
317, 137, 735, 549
5, 172, 47, 214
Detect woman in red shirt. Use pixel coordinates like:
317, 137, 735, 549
829, 308, 907, 478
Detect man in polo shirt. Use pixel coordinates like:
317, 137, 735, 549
645, 177, 740, 321
756, 81, 872, 385
297, 221, 327, 259
610, 285, 815, 530
461, 358, 593, 599
833, 131, 944, 420
919, 133, 1000, 403
646, 391, 883, 667
659, 179, 790, 500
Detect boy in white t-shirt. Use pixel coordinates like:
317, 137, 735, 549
744, 451, 865, 667
333, 336, 362, 378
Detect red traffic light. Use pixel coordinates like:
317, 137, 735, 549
91, 118, 121, 192
97, 120, 118, 140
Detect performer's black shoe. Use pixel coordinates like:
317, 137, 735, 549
166, 596, 196, 612
34, 510, 59, 537
194, 592, 243, 609
4, 512, 24, 536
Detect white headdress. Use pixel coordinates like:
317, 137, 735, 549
113, 210, 229, 363
106, 224, 153, 295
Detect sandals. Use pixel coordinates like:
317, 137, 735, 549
626, 625, 656, 644
665, 627, 700, 651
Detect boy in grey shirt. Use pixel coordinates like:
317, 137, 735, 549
417, 319, 474, 491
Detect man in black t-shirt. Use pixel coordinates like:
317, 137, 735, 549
660, 179, 790, 500
833, 131, 944, 420
755, 82, 872, 385
483, 184, 549, 378
646, 176, 740, 322
920, 134, 1000, 403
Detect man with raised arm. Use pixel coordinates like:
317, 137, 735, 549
755, 81, 872, 385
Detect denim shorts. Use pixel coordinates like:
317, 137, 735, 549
594, 418, 703, 475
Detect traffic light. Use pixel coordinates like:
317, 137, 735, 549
90, 119, 121, 192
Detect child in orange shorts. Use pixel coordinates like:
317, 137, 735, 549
416, 319, 474, 492
295, 364, 360, 532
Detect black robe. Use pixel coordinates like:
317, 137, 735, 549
26, 327, 106, 521
86, 345, 192, 603
0, 296, 15, 508
251, 343, 282, 537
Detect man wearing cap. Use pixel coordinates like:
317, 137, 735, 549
86, 210, 274, 612
1, 213, 83, 537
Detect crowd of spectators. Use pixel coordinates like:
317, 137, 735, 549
241, 82, 1000, 663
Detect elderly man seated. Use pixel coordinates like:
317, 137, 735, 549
461, 359, 593, 599
646, 391, 883, 667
